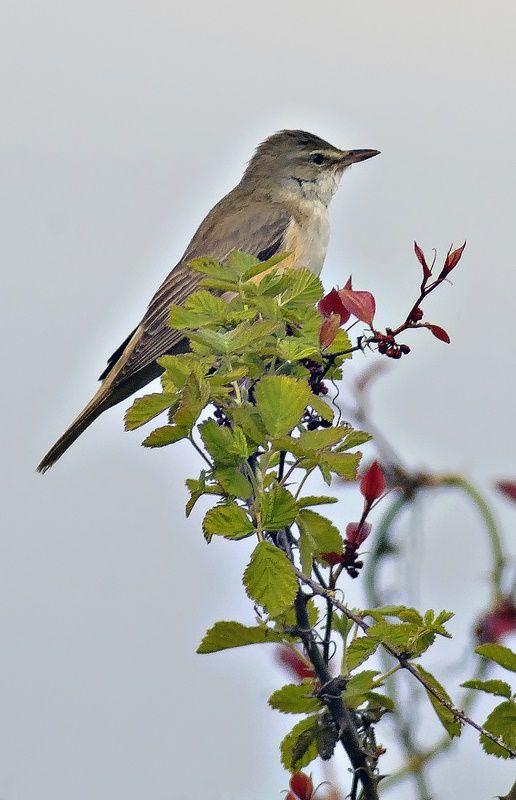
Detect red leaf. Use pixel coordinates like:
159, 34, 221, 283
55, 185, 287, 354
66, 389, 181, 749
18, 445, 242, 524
276, 645, 315, 680
426, 324, 450, 344
414, 241, 431, 279
476, 597, 516, 644
443, 241, 466, 274
345, 521, 372, 547
338, 287, 376, 325
319, 314, 341, 348
318, 288, 350, 325
320, 551, 345, 566
360, 460, 385, 504
497, 481, 516, 502
289, 772, 314, 800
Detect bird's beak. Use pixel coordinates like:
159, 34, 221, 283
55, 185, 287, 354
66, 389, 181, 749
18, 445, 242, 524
338, 149, 381, 166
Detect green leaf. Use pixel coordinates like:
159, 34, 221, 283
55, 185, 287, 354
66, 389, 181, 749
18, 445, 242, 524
366, 691, 395, 712
168, 290, 228, 329
343, 670, 379, 708
202, 504, 254, 541
254, 375, 312, 437
308, 395, 333, 422
476, 644, 516, 673
375, 606, 424, 625
337, 430, 373, 450
213, 467, 252, 499
366, 620, 436, 658
228, 405, 268, 445
415, 665, 461, 738
124, 392, 178, 431
480, 700, 516, 758
190, 256, 234, 280
319, 451, 361, 480
269, 681, 321, 714
280, 714, 319, 771
142, 425, 188, 447
260, 486, 298, 530
297, 495, 338, 508
279, 268, 323, 308
297, 510, 343, 556
241, 251, 291, 281
173, 370, 210, 430
199, 419, 249, 465
346, 637, 380, 671
461, 679, 512, 699
276, 338, 319, 362
227, 320, 280, 352
197, 620, 282, 653
243, 541, 298, 616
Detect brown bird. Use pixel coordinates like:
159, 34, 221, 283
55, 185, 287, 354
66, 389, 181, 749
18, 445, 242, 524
37, 130, 379, 472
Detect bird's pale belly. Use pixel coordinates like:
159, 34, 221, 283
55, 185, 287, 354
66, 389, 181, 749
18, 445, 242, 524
282, 205, 331, 276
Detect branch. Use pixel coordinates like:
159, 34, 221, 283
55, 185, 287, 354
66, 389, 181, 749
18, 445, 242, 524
295, 569, 516, 759
293, 589, 379, 799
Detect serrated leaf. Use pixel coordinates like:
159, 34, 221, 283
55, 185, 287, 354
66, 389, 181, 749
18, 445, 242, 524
168, 290, 228, 329
199, 419, 249, 465
480, 701, 516, 758
343, 670, 379, 707
476, 643, 516, 672
308, 394, 334, 422
197, 620, 282, 653
461, 679, 512, 699
241, 251, 291, 281
376, 606, 424, 625
213, 467, 252, 499
202, 504, 254, 541
297, 495, 338, 508
255, 376, 312, 437
243, 541, 298, 616
190, 256, 233, 279
142, 424, 188, 447
173, 370, 210, 430
260, 486, 298, 530
290, 426, 352, 452
277, 338, 319, 362
124, 392, 178, 431
279, 268, 323, 308
366, 691, 395, 712
319, 451, 361, 480
338, 430, 373, 450
228, 405, 268, 445
415, 665, 461, 738
297, 510, 343, 556
269, 681, 321, 714
227, 320, 280, 352
280, 715, 319, 771
346, 637, 380, 671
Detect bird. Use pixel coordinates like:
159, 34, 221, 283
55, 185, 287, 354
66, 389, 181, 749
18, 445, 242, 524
37, 130, 379, 472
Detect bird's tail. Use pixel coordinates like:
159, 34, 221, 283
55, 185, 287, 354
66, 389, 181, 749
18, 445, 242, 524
37, 384, 118, 473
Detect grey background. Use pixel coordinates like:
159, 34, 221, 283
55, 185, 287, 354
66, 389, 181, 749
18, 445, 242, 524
1, 0, 515, 798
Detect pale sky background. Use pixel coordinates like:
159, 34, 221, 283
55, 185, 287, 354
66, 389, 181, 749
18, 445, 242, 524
1, 1, 516, 798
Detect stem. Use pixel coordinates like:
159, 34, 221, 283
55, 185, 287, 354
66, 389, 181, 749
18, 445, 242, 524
293, 590, 379, 799
295, 570, 516, 759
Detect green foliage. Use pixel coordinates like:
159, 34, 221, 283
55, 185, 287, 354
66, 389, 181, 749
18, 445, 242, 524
476, 643, 516, 672
269, 681, 321, 714
480, 701, 516, 758
415, 665, 462, 738
197, 620, 282, 653
243, 542, 298, 616
129, 255, 508, 782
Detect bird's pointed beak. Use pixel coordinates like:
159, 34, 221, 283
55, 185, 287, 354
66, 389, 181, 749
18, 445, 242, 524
338, 149, 381, 166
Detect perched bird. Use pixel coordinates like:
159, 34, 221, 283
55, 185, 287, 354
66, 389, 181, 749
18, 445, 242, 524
37, 130, 379, 472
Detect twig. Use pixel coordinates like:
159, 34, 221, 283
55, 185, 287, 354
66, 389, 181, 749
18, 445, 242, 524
295, 569, 516, 759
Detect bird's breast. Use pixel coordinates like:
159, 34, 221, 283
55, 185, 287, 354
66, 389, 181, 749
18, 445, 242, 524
282, 201, 330, 276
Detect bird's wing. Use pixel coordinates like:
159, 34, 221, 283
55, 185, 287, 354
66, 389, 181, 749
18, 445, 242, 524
104, 194, 292, 387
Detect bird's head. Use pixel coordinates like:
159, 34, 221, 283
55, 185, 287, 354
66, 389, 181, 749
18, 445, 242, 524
244, 129, 380, 206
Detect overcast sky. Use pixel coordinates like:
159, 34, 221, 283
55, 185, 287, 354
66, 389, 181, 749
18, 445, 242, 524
1, 1, 516, 798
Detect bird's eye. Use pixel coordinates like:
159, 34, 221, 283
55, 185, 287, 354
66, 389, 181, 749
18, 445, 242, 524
310, 153, 325, 165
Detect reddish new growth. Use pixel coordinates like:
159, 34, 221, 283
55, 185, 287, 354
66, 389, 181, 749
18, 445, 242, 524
317, 242, 465, 358
286, 772, 314, 800
276, 645, 316, 680
322, 461, 385, 579
476, 596, 516, 644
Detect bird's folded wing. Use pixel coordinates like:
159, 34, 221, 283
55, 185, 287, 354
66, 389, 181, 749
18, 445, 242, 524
107, 198, 292, 387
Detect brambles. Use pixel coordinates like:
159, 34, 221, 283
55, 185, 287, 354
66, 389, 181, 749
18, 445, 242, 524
126, 247, 515, 799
